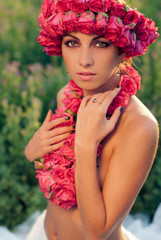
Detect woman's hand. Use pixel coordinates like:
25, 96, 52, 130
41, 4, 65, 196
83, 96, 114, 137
75, 87, 122, 152
25, 110, 74, 162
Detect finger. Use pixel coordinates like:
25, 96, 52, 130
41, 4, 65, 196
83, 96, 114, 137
79, 95, 92, 110
106, 106, 122, 133
42, 109, 53, 126
101, 87, 121, 111
45, 116, 71, 131
48, 141, 65, 152
88, 92, 109, 106
48, 125, 74, 137
48, 132, 71, 145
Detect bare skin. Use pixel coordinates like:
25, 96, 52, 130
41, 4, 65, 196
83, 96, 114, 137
43, 90, 159, 240
25, 32, 159, 240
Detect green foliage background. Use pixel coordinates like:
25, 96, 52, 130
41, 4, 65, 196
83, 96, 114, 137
0, 0, 161, 230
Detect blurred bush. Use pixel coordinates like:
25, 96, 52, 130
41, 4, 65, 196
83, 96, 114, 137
0, 0, 161, 230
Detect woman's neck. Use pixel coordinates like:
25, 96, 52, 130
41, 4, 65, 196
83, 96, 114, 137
83, 74, 121, 97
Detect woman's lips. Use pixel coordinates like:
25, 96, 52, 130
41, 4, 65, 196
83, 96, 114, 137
77, 72, 96, 81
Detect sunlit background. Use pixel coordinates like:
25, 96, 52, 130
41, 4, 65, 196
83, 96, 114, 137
0, 0, 161, 230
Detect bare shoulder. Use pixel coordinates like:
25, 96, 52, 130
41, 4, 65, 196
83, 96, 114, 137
117, 95, 159, 166
121, 96, 159, 142
57, 84, 68, 108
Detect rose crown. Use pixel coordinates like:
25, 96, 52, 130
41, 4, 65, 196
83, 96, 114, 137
38, 0, 159, 58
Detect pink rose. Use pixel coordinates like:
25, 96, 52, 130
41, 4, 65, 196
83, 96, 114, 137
95, 12, 109, 35
67, 80, 83, 97
111, 3, 126, 18
56, 183, 76, 208
51, 165, 66, 183
75, 11, 96, 34
36, 171, 55, 192
62, 97, 82, 114
60, 140, 75, 160
55, 0, 70, 13
61, 11, 78, 32
66, 166, 75, 184
123, 9, 140, 25
43, 160, 55, 170
89, 0, 105, 12
105, 16, 124, 43
70, 0, 88, 13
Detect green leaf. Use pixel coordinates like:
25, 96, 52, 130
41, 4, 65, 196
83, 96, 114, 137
133, 32, 137, 41
125, 0, 132, 6
65, 109, 77, 117
101, 12, 109, 19
117, 17, 121, 24
65, 10, 71, 16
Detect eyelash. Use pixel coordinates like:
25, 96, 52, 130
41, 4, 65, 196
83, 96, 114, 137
64, 40, 110, 48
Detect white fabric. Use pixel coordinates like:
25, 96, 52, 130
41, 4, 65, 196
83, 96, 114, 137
0, 203, 161, 240
26, 210, 47, 240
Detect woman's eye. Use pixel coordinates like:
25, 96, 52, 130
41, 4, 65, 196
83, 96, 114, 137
64, 40, 79, 47
94, 41, 110, 48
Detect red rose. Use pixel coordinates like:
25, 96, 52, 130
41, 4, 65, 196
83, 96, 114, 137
41, 0, 56, 19
105, 16, 124, 43
111, 3, 126, 18
104, 0, 116, 12
44, 46, 62, 56
144, 20, 159, 45
75, 11, 96, 34
89, 0, 105, 12
132, 40, 146, 57
122, 32, 136, 56
55, 0, 70, 13
135, 14, 147, 31
95, 12, 109, 35
61, 11, 78, 32
115, 27, 130, 48
67, 80, 83, 97
123, 9, 140, 25
120, 75, 138, 95
70, 0, 88, 13
108, 91, 129, 115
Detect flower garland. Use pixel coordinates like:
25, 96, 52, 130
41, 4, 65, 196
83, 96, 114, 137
37, 0, 159, 58
35, 65, 141, 210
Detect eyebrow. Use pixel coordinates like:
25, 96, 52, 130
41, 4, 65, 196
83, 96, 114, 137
63, 33, 106, 41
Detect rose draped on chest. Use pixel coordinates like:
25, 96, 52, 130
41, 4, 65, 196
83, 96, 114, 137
35, 65, 141, 210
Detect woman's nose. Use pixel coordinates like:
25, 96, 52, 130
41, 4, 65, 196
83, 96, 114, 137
79, 48, 94, 67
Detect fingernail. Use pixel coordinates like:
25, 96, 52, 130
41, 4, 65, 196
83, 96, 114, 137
65, 116, 70, 120
120, 106, 123, 112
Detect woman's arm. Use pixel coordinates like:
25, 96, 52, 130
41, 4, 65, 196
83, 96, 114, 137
75, 92, 159, 239
25, 84, 72, 162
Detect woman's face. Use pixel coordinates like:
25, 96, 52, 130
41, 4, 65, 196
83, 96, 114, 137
62, 32, 125, 96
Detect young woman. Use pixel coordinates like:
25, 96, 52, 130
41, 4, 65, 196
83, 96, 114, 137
25, 0, 159, 239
